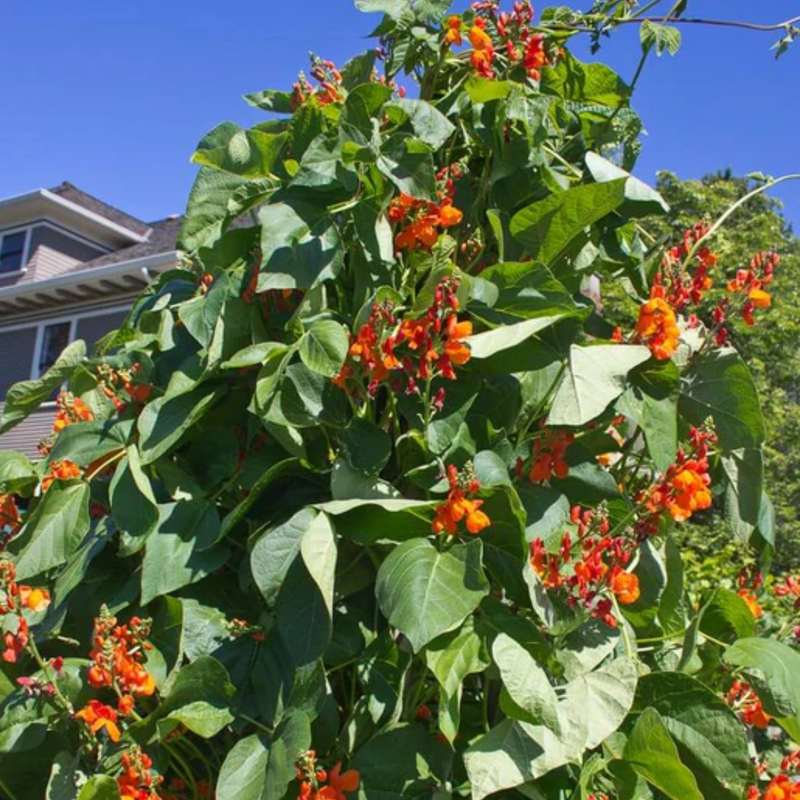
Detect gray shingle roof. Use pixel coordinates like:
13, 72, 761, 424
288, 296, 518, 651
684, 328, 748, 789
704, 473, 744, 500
49, 181, 152, 237
67, 216, 182, 273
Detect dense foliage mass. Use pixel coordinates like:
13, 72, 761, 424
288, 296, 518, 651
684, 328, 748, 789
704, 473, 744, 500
1, 2, 799, 799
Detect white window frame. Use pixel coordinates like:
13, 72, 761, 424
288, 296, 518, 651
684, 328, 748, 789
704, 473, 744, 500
13, 303, 133, 380
0, 226, 32, 277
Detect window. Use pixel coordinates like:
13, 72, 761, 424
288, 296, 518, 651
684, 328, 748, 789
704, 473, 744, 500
0, 231, 28, 274
38, 322, 72, 376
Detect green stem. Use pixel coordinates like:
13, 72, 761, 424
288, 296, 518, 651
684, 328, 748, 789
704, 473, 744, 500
27, 636, 73, 714
611, 595, 636, 660
239, 714, 274, 736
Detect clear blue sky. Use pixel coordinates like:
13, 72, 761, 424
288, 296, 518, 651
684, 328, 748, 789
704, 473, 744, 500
1, 1, 798, 230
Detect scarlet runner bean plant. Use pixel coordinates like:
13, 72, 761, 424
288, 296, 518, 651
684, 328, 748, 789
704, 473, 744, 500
1, 2, 799, 799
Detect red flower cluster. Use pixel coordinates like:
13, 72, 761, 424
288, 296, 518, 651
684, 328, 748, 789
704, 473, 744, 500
53, 390, 94, 433
87, 607, 156, 702
296, 751, 360, 800
726, 250, 776, 326
530, 506, 638, 628
0, 494, 22, 548
335, 277, 473, 403
640, 426, 715, 532
75, 699, 122, 743
726, 680, 771, 728
117, 747, 164, 800
389, 193, 464, 253
447, 3, 554, 81
292, 57, 344, 107
98, 362, 153, 412
41, 458, 82, 493
432, 463, 491, 536
520, 426, 574, 483
0, 560, 50, 663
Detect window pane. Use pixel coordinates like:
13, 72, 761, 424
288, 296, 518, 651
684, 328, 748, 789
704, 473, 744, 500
39, 322, 71, 375
0, 232, 26, 274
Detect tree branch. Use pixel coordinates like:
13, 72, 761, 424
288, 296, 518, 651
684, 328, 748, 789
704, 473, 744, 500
551, 14, 800, 35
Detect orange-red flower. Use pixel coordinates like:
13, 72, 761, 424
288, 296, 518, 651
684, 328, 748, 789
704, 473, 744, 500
610, 570, 640, 605
2, 616, 28, 663
663, 462, 712, 522
317, 763, 360, 800
738, 589, 763, 619
432, 464, 490, 536
635, 297, 681, 360
117, 747, 162, 800
53, 391, 94, 433
528, 428, 574, 483
444, 15, 462, 46
469, 24, 495, 77
389, 194, 463, 253
42, 459, 82, 492
18, 586, 51, 613
0, 494, 21, 540
763, 775, 800, 800
75, 700, 121, 742
727, 680, 772, 729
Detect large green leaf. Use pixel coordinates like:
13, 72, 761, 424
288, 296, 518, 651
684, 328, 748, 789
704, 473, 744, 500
300, 512, 337, 617
724, 637, 800, 738
510, 180, 628, 265
633, 672, 755, 800
179, 166, 276, 252
258, 200, 343, 291
109, 448, 158, 542
14, 482, 90, 580
559, 658, 639, 753
192, 121, 287, 178
299, 320, 349, 378
622, 708, 703, 800
464, 720, 573, 800
585, 152, 669, 217
722, 448, 764, 541
423, 620, 489, 743
0, 451, 38, 495
617, 360, 679, 473
319, 498, 434, 544
47, 420, 131, 469
0, 340, 86, 434
549, 344, 652, 426
541, 51, 630, 107
376, 538, 489, 651
385, 98, 455, 151
251, 508, 319, 606
137, 386, 222, 464
493, 632, 560, 733
679, 349, 765, 450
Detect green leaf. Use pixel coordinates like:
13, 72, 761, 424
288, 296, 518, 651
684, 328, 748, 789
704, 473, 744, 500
559, 659, 639, 754
493, 633, 560, 733
556, 619, 620, 681
386, 98, 455, 151
343, 83, 393, 134
585, 152, 669, 217
258, 200, 343, 291
48, 420, 131, 468
134, 657, 235, 741
423, 620, 489, 743
623, 708, 703, 800
617, 360, 679, 473
465, 314, 568, 365
179, 166, 276, 252
299, 320, 349, 377
337, 417, 392, 475
222, 342, 289, 370
0, 451, 38, 495
1, 340, 86, 434
679, 349, 765, 450
109, 448, 158, 542
76, 776, 121, 800
376, 538, 489, 651
549, 344, 652, 426
14, 482, 90, 580
300, 512, 337, 617
722, 448, 764, 541
192, 121, 287, 178
633, 672, 755, 800
510, 180, 628, 265
640, 20, 682, 56
141, 507, 230, 605
541, 51, 630, 107
137, 386, 222, 464
465, 77, 511, 104
699, 588, 756, 644
318, 498, 434, 544
351, 724, 450, 800
723, 637, 800, 736
377, 134, 436, 199
251, 508, 319, 606
464, 720, 573, 800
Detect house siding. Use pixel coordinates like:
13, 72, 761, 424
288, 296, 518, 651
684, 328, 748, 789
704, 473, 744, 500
25, 225, 106, 283
0, 327, 37, 399
0, 404, 53, 458
75, 310, 128, 350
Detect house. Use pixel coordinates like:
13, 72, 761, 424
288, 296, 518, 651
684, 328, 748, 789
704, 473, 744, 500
0, 182, 180, 458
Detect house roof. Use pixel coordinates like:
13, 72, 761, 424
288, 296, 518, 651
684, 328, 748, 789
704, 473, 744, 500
49, 182, 152, 238
69, 216, 182, 273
